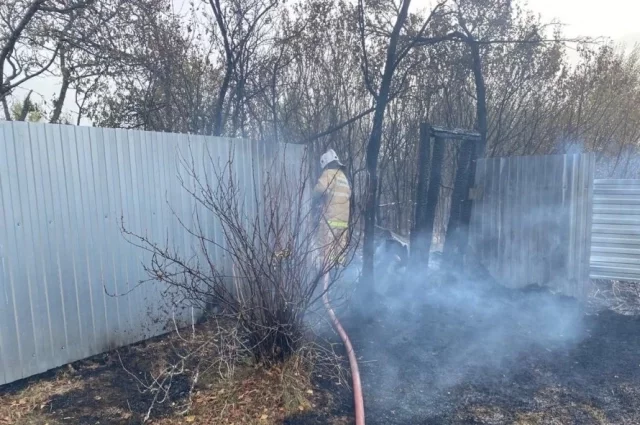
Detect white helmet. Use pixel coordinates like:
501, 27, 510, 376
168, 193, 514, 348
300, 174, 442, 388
320, 149, 343, 169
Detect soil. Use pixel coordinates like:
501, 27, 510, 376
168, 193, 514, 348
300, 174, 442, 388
0, 319, 318, 425
3, 275, 640, 425
0, 335, 191, 425
286, 276, 640, 425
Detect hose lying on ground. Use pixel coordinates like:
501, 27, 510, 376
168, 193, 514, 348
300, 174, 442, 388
323, 272, 365, 425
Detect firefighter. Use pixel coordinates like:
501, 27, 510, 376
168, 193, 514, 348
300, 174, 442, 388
314, 149, 351, 270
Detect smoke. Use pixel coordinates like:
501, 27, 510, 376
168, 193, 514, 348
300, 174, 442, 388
559, 138, 640, 178
596, 145, 640, 178
343, 251, 587, 416
307, 198, 588, 420
563, 140, 585, 155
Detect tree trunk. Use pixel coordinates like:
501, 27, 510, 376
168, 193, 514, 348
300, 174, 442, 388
470, 40, 487, 156
360, 0, 412, 294
212, 66, 232, 136
16, 90, 33, 121
207, 0, 234, 137
361, 102, 386, 294
50, 50, 70, 124
1, 96, 11, 121
455, 40, 486, 267
271, 61, 279, 142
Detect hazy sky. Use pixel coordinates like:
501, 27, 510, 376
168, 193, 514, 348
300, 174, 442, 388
526, 0, 640, 42
14, 0, 640, 123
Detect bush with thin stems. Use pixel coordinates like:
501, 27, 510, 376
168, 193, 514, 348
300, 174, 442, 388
123, 142, 356, 364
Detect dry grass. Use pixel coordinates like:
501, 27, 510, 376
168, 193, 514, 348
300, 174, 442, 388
512, 386, 608, 425
462, 386, 610, 425
0, 361, 316, 425
510, 404, 608, 425
588, 279, 640, 315
0, 368, 82, 425
0, 317, 345, 425
468, 405, 507, 424
137, 316, 346, 424
152, 353, 318, 425
583, 405, 608, 424
512, 412, 546, 425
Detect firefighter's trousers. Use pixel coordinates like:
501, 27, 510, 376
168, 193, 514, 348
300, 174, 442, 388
319, 219, 348, 270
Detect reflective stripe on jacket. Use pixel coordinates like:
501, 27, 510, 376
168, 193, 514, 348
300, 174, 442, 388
314, 168, 351, 228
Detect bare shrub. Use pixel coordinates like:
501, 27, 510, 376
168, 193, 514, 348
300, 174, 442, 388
123, 142, 355, 363
117, 314, 348, 422
118, 317, 248, 421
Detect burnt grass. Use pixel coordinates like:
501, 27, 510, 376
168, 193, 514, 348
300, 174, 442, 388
287, 275, 640, 425
0, 335, 192, 425
3, 274, 640, 425
46, 358, 190, 424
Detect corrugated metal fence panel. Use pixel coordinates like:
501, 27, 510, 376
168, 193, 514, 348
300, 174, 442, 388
591, 179, 640, 281
469, 153, 594, 299
0, 122, 306, 385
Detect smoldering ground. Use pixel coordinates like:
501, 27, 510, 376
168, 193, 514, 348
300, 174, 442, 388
373, 269, 584, 379
298, 254, 592, 424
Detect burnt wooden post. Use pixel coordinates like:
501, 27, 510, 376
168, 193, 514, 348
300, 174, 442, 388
443, 138, 476, 268
457, 137, 481, 265
422, 135, 445, 264
411, 123, 432, 264
411, 125, 481, 270
412, 128, 445, 266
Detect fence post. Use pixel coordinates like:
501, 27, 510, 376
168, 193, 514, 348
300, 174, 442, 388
443, 139, 474, 268
411, 123, 431, 264
411, 127, 444, 268
457, 139, 480, 268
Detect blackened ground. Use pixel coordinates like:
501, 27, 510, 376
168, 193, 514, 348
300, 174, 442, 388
287, 277, 640, 425
45, 347, 191, 424
0, 334, 192, 425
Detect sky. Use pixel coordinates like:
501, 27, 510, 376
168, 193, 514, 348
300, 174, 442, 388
13, 0, 640, 124
525, 0, 640, 43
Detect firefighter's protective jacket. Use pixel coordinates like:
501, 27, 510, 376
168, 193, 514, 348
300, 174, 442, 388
314, 168, 351, 229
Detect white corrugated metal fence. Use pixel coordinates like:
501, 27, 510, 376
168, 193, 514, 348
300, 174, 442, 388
591, 179, 640, 281
0, 122, 305, 386
470, 154, 594, 299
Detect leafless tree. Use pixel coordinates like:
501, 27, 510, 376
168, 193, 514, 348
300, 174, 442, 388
6, 0, 637, 257
0, 0, 97, 120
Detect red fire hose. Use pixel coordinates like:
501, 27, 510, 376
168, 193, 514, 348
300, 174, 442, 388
323, 272, 365, 425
